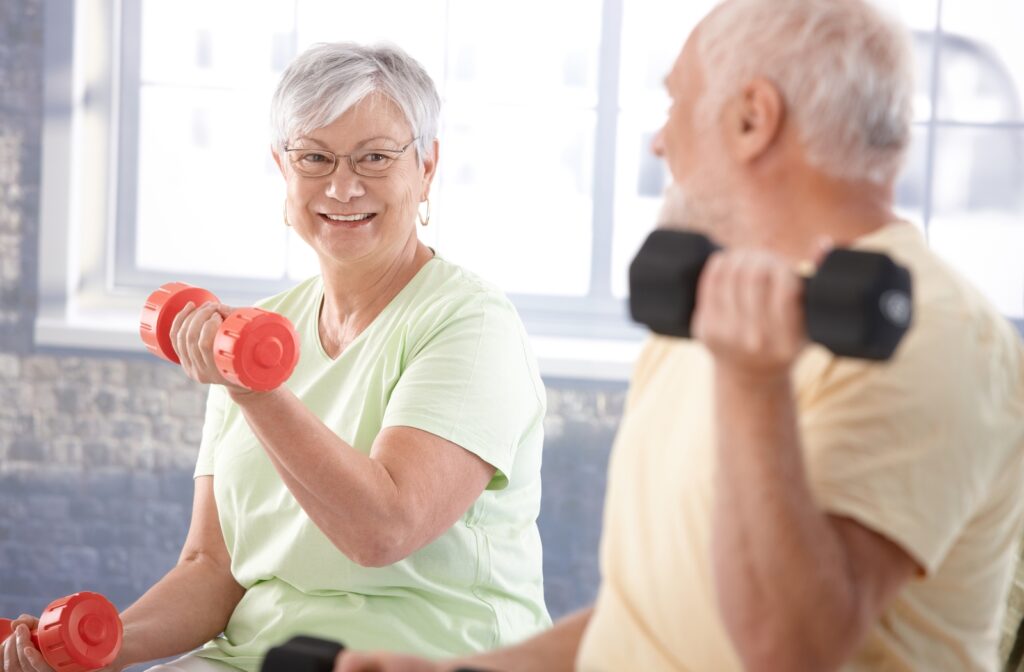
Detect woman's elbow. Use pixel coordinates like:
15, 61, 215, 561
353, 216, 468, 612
340, 527, 415, 568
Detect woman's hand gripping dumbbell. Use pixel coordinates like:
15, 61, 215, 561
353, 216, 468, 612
140, 282, 300, 392
0, 592, 122, 672
629, 229, 913, 361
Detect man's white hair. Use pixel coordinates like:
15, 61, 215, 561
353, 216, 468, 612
270, 42, 440, 165
696, 0, 914, 185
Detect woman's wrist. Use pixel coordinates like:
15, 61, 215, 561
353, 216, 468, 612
226, 385, 276, 405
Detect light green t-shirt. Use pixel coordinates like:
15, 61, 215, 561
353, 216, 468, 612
192, 257, 551, 671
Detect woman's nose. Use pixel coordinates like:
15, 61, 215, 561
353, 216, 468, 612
324, 163, 366, 201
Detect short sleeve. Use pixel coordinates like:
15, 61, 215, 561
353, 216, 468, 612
193, 384, 230, 478
382, 293, 545, 490
799, 319, 994, 575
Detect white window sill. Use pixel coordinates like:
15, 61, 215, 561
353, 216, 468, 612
34, 314, 642, 383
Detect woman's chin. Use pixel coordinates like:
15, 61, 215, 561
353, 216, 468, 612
315, 237, 380, 266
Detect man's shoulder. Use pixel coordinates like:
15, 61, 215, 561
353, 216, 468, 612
853, 222, 1020, 365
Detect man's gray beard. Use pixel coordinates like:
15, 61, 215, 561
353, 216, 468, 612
657, 181, 733, 238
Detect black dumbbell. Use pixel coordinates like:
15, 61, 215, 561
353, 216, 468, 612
262, 636, 343, 672
628, 229, 913, 360
261, 635, 490, 672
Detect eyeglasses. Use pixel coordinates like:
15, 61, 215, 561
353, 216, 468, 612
283, 138, 418, 178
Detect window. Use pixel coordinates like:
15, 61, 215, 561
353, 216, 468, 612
37, 0, 1023, 380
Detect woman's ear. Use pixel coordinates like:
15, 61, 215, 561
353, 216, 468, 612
272, 146, 287, 178
420, 138, 439, 199
725, 77, 784, 164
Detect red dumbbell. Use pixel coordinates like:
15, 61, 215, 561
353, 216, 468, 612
139, 282, 300, 392
0, 592, 123, 672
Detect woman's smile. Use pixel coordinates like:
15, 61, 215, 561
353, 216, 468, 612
318, 212, 378, 228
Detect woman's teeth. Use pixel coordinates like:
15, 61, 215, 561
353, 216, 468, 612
324, 213, 373, 222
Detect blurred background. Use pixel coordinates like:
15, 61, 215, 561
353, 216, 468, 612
1, 0, 1022, 668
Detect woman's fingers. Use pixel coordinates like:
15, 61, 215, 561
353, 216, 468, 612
7, 617, 36, 635
3, 616, 41, 672
197, 311, 224, 374
2, 631, 16, 672
14, 624, 49, 672
171, 302, 231, 383
169, 301, 197, 361
183, 303, 218, 373
18, 643, 50, 672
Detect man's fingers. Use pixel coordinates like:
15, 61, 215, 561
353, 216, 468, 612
812, 235, 835, 266
335, 650, 380, 672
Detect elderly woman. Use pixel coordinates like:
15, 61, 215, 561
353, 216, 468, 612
0, 43, 550, 672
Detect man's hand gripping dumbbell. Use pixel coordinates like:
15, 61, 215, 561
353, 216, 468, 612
629, 228, 913, 361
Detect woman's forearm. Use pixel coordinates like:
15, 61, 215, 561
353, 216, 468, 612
109, 552, 245, 671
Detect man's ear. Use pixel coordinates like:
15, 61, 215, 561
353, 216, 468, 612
725, 77, 785, 164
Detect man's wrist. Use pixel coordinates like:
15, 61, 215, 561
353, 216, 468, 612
713, 361, 792, 391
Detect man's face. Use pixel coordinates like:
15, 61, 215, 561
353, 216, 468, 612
652, 32, 735, 237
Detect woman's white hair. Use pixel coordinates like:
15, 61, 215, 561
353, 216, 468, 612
270, 42, 440, 165
696, 0, 914, 185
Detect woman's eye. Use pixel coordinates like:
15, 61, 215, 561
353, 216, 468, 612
362, 153, 388, 163
301, 152, 329, 163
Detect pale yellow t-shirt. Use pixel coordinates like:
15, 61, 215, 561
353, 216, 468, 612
192, 257, 551, 671
577, 222, 1024, 671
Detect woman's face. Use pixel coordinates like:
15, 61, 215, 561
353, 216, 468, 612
275, 93, 437, 268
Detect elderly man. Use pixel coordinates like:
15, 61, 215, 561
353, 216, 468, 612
337, 0, 1024, 670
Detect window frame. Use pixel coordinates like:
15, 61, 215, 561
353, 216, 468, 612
34, 0, 1023, 381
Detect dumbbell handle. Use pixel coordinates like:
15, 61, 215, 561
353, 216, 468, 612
629, 229, 913, 360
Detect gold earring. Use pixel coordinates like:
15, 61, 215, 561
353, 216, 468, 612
283, 202, 290, 227
417, 198, 431, 227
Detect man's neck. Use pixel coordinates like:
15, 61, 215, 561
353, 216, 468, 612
730, 171, 897, 264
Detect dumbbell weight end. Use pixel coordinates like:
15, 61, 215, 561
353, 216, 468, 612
140, 282, 219, 364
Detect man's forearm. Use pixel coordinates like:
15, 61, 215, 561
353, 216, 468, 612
110, 553, 245, 670
450, 608, 592, 672
712, 367, 860, 671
